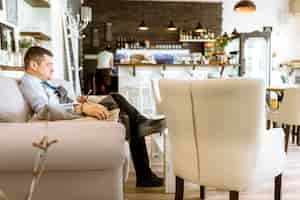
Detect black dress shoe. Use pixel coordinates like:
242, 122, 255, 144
137, 115, 167, 138
136, 174, 164, 187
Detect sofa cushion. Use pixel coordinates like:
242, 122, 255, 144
0, 76, 31, 122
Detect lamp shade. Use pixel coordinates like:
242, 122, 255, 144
138, 20, 149, 31
234, 0, 256, 12
195, 22, 205, 33
167, 20, 177, 31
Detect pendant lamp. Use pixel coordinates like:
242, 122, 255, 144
234, 0, 256, 12
167, 20, 177, 31
195, 22, 205, 33
138, 20, 149, 31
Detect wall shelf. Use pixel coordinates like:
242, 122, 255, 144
179, 39, 216, 43
20, 31, 51, 41
0, 65, 24, 71
24, 0, 50, 8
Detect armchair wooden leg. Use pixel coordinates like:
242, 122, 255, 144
284, 125, 291, 153
297, 126, 300, 146
274, 174, 282, 200
175, 176, 184, 200
267, 120, 271, 130
273, 121, 278, 128
200, 185, 205, 199
229, 191, 239, 200
292, 125, 296, 144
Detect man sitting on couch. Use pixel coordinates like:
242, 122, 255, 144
20, 46, 164, 187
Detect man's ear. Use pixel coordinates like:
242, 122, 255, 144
29, 61, 39, 71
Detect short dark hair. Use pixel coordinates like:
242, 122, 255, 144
104, 45, 112, 51
24, 46, 53, 70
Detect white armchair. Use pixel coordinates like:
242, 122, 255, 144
158, 78, 287, 200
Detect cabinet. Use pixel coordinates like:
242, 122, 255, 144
225, 31, 271, 85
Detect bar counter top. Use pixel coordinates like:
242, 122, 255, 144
116, 63, 240, 67
116, 63, 240, 76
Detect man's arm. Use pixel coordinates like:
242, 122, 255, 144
20, 77, 81, 120
19, 78, 48, 113
74, 102, 110, 120
20, 76, 110, 120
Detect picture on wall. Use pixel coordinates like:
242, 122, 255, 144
6, 0, 18, 25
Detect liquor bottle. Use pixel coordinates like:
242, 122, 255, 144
130, 36, 134, 49
124, 36, 129, 49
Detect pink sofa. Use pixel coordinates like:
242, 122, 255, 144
0, 75, 129, 200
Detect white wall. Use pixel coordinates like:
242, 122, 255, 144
222, 0, 300, 67
222, 0, 286, 33
18, 0, 51, 35
17, 0, 68, 80
0, 0, 7, 22
50, 0, 68, 79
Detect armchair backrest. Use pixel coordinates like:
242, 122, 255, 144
191, 79, 265, 189
158, 78, 266, 189
277, 87, 300, 124
158, 80, 200, 184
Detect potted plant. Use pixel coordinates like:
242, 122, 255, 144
19, 37, 34, 57
215, 34, 228, 54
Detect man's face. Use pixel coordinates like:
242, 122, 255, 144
30, 55, 54, 80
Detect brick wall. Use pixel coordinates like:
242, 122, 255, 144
83, 0, 222, 53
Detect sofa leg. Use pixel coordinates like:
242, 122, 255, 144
275, 174, 282, 200
229, 191, 239, 200
175, 176, 184, 200
200, 185, 205, 199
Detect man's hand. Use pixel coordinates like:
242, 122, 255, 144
77, 90, 93, 103
77, 96, 88, 103
82, 102, 110, 120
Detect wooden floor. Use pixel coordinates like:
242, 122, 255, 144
124, 143, 300, 200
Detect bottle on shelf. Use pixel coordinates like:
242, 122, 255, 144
119, 36, 123, 49
124, 36, 129, 49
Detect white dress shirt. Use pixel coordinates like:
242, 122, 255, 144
97, 50, 113, 69
20, 73, 75, 114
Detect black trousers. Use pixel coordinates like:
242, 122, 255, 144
95, 69, 111, 95
110, 93, 152, 180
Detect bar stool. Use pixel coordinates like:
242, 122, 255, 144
267, 87, 300, 152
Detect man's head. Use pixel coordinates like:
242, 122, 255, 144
24, 46, 54, 80
104, 45, 112, 52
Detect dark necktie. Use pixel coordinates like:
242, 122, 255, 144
41, 81, 58, 91
41, 81, 73, 104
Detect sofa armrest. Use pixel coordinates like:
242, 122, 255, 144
0, 121, 127, 172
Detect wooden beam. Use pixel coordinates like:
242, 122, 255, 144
20, 32, 51, 41
24, 0, 50, 8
